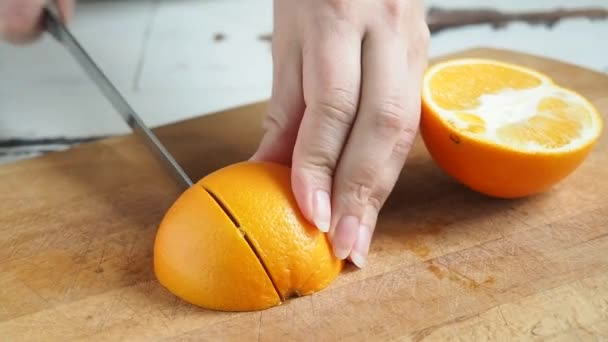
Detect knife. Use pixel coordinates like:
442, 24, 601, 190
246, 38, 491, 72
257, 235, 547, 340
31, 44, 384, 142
42, 5, 194, 190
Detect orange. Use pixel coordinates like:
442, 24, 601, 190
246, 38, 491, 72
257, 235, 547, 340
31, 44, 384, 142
153, 161, 343, 311
420, 58, 603, 198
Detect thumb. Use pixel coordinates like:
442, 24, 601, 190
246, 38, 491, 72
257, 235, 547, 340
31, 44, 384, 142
0, 0, 75, 45
0, 0, 46, 44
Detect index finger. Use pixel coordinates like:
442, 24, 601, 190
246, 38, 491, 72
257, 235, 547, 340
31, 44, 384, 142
291, 20, 363, 233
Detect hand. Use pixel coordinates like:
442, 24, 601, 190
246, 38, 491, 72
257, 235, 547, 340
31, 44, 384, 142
252, 0, 430, 267
0, 0, 74, 44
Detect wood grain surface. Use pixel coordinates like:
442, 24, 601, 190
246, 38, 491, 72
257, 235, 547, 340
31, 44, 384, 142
1, 48, 607, 341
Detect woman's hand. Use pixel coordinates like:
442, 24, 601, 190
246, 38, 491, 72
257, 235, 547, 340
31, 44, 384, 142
252, 0, 430, 268
0, 0, 74, 44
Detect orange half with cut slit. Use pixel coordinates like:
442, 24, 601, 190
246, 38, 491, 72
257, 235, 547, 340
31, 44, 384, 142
420, 58, 603, 198
154, 161, 343, 312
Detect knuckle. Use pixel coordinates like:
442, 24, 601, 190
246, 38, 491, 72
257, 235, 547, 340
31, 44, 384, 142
367, 193, 384, 213
370, 177, 397, 212
381, 0, 429, 35
393, 133, 415, 158
402, 116, 421, 137
262, 111, 287, 132
373, 100, 407, 135
327, 0, 350, 14
341, 177, 375, 207
383, 0, 406, 19
314, 88, 358, 128
294, 148, 338, 179
370, 168, 404, 212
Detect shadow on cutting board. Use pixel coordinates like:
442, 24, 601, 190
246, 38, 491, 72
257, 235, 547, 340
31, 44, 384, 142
152, 102, 531, 259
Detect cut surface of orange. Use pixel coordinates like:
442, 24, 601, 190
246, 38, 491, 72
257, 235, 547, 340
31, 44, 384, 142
421, 58, 603, 198
154, 161, 343, 312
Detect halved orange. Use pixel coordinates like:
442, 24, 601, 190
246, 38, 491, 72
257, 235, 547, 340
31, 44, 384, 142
154, 161, 343, 311
420, 58, 603, 198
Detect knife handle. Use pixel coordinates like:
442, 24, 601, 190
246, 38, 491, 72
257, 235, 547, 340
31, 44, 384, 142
42, 4, 62, 40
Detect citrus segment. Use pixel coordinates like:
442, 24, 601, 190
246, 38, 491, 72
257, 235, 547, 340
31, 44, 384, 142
496, 96, 591, 149
199, 162, 343, 300
421, 58, 603, 198
452, 112, 486, 134
153, 185, 280, 311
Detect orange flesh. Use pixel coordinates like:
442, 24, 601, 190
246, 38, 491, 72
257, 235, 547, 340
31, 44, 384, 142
497, 97, 592, 149
420, 58, 602, 198
429, 63, 543, 111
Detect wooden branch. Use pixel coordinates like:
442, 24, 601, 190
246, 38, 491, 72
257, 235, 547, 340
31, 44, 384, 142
427, 7, 608, 33
258, 7, 608, 41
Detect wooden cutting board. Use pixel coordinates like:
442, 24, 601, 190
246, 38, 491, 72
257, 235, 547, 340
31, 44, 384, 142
1, 48, 607, 341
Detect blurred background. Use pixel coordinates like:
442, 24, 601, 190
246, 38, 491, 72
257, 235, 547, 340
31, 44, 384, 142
0, 0, 607, 163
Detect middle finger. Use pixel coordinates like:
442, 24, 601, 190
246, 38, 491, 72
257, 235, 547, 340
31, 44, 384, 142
329, 28, 411, 259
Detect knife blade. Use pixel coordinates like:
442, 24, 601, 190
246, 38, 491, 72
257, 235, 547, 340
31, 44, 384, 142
42, 6, 194, 190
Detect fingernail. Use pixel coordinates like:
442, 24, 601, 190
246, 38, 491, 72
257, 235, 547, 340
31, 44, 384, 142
313, 190, 331, 232
332, 215, 359, 260
350, 225, 372, 268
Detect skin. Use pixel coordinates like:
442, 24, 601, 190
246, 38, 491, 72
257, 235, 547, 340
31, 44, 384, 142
0, 0, 74, 44
1, 0, 430, 269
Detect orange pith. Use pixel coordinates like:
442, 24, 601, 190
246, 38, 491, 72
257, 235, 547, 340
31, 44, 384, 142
154, 161, 343, 311
420, 58, 603, 198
